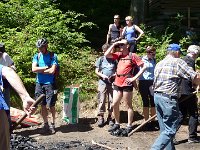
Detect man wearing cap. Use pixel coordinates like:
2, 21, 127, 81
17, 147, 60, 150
32, 38, 58, 134
174, 45, 200, 144
151, 43, 200, 150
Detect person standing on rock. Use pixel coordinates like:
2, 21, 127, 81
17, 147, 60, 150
121, 16, 144, 53
106, 14, 123, 45
151, 43, 200, 150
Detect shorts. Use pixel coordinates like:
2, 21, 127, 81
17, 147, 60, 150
35, 83, 57, 107
113, 85, 133, 92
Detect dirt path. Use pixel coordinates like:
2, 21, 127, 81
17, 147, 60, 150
13, 105, 200, 150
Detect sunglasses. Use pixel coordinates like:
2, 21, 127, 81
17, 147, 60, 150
114, 18, 120, 19
119, 44, 126, 48
147, 51, 155, 54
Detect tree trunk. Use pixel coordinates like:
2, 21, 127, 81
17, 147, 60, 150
130, 0, 146, 24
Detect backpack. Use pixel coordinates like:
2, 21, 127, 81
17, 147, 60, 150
37, 52, 60, 77
117, 52, 139, 76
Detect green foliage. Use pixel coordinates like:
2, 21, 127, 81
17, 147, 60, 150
137, 24, 173, 62
0, 0, 97, 106
54, 0, 131, 49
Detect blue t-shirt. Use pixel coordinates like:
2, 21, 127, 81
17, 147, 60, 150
95, 56, 117, 84
139, 55, 156, 80
32, 52, 58, 84
0, 65, 9, 110
124, 25, 136, 43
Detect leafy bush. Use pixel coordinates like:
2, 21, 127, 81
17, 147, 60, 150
0, 0, 97, 106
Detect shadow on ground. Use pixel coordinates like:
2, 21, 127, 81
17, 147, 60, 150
13, 117, 98, 136
120, 110, 144, 123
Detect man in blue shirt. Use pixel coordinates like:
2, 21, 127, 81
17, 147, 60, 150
32, 38, 59, 134
0, 65, 35, 150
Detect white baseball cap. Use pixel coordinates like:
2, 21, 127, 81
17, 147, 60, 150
187, 45, 200, 54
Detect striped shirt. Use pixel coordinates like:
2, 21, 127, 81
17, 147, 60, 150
153, 55, 197, 97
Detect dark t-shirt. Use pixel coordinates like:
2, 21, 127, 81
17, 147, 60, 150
110, 24, 120, 41
181, 55, 195, 95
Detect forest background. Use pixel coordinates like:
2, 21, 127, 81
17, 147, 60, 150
0, 0, 199, 109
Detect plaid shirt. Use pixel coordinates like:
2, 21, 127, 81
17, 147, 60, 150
153, 55, 197, 97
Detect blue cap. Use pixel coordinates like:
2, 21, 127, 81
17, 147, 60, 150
167, 43, 181, 51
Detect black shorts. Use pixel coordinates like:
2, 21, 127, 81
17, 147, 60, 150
113, 85, 133, 92
35, 83, 57, 107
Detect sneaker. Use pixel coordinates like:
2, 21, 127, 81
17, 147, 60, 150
188, 138, 200, 143
126, 126, 133, 134
142, 122, 152, 131
41, 122, 50, 134
97, 117, 104, 127
108, 124, 120, 132
173, 138, 180, 145
49, 123, 56, 134
107, 117, 114, 126
150, 121, 160, 130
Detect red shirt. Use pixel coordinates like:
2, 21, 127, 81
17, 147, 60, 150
112, 52, 144, 87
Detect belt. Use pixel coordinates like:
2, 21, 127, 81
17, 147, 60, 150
116, 73, 131, 77
154, 91, 178, 99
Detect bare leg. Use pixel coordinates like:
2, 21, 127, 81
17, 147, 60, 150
143, 107, 150, 120
150, 107, 156, 120
123, 91, 133, 126
50, 106, 56, 124
41, 105, 48, 123
112, 90, 123, 124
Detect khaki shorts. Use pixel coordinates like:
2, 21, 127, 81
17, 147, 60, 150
0, 110, 10, 150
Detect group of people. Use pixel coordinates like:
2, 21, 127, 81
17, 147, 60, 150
0, 38, 59, 149
95, 14, 200, 149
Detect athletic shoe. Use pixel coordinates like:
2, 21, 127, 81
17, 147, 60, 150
49, 123, 56, 134
126, 126, 133, 133
108, 124, 120, 132
107, 117, 114, 126
41, 122, 50, 134
97, 117, 104, 127
173, 138, 180, 145
188, 138, 200, 143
